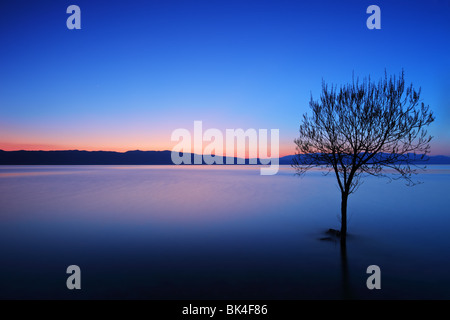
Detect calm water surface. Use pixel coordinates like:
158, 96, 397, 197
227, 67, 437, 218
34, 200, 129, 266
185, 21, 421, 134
0, 165, 449, 299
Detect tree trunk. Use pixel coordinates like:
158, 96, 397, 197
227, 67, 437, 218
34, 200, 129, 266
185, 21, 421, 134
340, 191, 349, 242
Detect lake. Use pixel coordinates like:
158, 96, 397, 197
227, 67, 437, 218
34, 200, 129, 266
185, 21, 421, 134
0, 165, 449, 299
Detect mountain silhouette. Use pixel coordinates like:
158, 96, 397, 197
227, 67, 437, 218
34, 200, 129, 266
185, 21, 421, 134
0, 150, 250, 165
0, 150, 449, 165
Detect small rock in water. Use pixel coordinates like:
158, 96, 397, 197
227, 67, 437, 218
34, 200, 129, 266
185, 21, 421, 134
326, 228, 341, 237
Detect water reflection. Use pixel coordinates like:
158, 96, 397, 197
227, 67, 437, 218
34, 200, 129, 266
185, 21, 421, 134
0, 165, 450, 299
340, 239, 352, 299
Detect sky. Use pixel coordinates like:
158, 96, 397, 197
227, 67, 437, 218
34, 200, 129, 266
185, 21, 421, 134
0, 0, 449, 156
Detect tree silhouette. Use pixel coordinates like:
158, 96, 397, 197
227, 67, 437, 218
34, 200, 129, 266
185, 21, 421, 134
293, 71, 434, 242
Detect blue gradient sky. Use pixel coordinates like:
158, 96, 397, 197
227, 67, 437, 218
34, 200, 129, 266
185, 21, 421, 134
0, 0, 449, 155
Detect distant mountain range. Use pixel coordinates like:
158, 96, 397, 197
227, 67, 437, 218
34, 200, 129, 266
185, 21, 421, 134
0, 150, 253, 165
0, 150, 449, 165
277, 154, 450, 165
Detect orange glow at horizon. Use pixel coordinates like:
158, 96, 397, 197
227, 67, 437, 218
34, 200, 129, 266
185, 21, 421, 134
0, 138, 295, 158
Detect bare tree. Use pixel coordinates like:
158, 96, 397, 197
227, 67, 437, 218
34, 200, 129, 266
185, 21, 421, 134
293, 71, 434, 242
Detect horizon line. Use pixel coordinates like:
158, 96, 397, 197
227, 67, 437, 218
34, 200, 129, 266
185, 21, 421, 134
1, 149, 450, 158
0, 149, 284, 160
